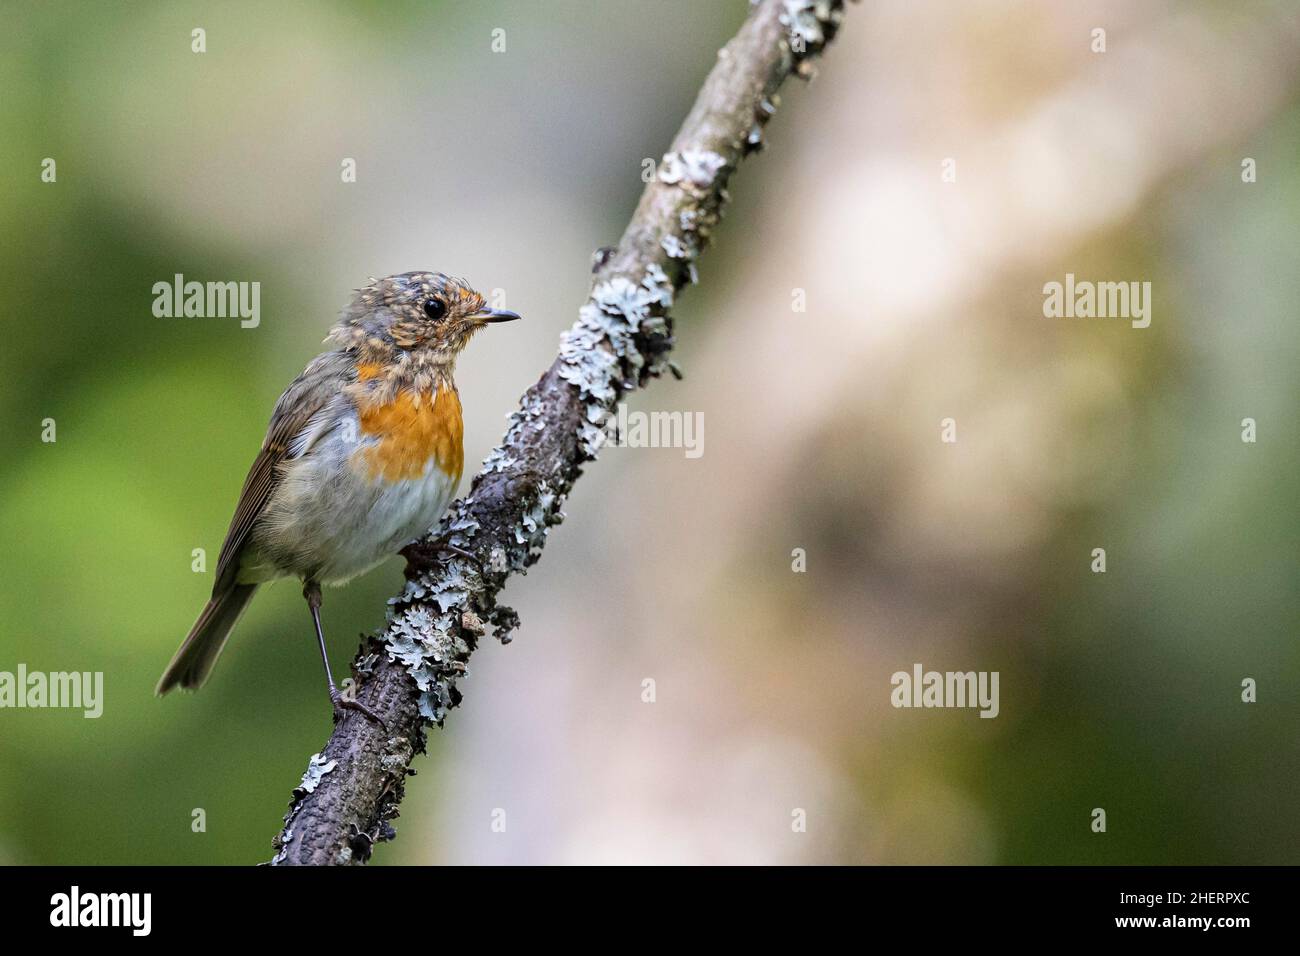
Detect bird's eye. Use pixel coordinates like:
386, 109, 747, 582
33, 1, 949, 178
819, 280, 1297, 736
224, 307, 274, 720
423, 298, 448, 321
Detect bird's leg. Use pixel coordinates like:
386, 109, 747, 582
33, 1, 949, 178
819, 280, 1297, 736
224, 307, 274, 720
304, 579, 384, 727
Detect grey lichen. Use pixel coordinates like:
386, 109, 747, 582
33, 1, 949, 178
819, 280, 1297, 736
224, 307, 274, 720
661, 234, 690, 259
780, 0, 842, 51
658, 149, 728, 194
442, 510, 481, 548
378, 472, 571, 721
480, 389, 550, 476
558, 266, 676, 459
385, 573, 474, 721
296, 753, 337, 797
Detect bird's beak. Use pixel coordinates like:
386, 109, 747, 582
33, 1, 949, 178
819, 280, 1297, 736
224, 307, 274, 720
472, 307, 522, 324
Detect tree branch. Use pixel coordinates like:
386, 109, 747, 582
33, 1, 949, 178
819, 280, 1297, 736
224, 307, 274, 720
270, 0, 849, 865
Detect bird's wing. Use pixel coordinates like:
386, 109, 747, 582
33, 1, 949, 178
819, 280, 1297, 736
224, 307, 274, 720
211, 350, 354, 593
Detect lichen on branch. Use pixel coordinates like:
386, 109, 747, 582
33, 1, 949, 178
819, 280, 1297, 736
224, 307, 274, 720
271, 0, 849, 866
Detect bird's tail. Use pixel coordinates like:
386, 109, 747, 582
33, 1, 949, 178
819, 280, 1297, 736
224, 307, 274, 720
156, 584, 258, 695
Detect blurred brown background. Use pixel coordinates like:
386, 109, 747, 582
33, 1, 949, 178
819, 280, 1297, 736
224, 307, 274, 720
0, 0, 1296, 864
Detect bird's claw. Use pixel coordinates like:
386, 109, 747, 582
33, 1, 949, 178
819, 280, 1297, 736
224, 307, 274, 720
400, 537, 478, 567
439, 541, 477, 562
331, 689, 385, 728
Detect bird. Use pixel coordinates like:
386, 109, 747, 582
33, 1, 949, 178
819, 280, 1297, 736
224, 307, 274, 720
156, 272, 521, 722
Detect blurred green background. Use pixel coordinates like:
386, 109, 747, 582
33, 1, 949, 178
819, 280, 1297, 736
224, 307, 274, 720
1, 0, 1296, 864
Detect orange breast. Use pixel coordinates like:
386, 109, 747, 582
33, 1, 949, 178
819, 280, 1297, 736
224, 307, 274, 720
355, 385, 463, 482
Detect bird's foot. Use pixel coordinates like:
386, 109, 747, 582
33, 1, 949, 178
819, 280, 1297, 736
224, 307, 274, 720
401, 535, 478, 566
439, 541, 477, 562
330, 688, 385, 728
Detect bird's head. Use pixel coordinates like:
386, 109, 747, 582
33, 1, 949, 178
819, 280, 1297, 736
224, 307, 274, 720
330, 271, 520, 362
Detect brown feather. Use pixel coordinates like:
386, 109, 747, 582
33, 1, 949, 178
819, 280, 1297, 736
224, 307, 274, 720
212, 352, 354, 593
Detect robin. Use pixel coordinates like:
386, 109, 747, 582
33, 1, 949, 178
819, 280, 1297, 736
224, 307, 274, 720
156, 272, 520, 722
